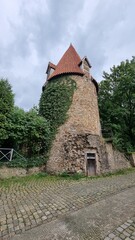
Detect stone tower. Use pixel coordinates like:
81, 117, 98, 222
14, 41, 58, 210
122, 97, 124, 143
42, 44, 129, 175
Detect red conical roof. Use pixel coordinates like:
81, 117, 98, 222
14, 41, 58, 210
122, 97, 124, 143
48, 44, 84, 80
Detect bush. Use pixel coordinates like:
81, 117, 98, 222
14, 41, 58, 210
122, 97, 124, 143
0, 154, 47, 169
0, 155, 27, 168
27, 156, 47, 168
8, 156, 27, 168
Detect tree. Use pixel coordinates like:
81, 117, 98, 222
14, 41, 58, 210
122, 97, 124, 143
0, 78, 14, 114
0, 78, 14, 145
0, 78, 52, 167
7, 107, 51, 157
24, 108, 51, 157
98, 57, 135, 152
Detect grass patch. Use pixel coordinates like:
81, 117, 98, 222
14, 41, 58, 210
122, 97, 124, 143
101, 167, 135, 177
0, 173, 60, 188
59, 172, 85, 180
0, 168, 135, 188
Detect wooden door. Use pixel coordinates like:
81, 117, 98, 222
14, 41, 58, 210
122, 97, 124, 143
86, 153, 96, 176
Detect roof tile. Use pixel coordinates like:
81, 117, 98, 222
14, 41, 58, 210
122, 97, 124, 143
48, 44, 84, 80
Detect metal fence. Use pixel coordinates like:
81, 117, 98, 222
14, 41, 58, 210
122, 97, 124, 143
0, 148, 26, 162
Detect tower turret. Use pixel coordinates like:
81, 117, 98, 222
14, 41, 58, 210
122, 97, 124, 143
42, 44, 109, 175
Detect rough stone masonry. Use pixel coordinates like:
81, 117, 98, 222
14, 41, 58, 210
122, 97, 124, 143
43, 44, 131, 175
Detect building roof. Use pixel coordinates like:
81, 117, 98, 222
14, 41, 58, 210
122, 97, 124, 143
47, 44, 84, 80
45, 44, 98, 92
79, 56, 91, 68
46, 62, 56, 74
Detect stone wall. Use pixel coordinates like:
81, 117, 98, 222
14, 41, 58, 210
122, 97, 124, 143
105, 143, 131, 171
46, 73, 132, 175
0, 167, 27, 179
82, 58, 90, 75
47, 73, 102, 173
0, 166, 45, 179
66, 74, 101, 135
47, 133, 110, 174
129, 153, 135, 167
47, 132, 132, 175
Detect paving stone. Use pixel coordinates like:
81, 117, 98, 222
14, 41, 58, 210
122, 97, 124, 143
126, 229, 133, 234
127, 219, 133, 225
123, 231, 130, 237
0, 171, 135, 239
114, 237, 122, 240
109, 233, 116, 238
117, 227, 124, 232
105, 216, 135, 240
121, 224, 128, 230
129, 226, 135, 231
120, 233, 126, 239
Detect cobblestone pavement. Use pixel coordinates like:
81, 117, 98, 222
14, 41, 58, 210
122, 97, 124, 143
0, 171, 135, 240
104, 216, 135, 240
12, 184, 135, 240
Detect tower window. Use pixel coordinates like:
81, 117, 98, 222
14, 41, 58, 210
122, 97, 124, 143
86, 153, 95, 160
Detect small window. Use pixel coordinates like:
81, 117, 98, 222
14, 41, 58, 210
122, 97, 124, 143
50, 68, 54, 74
86, 153, 95, 160
80, 63, 83, 69
47, 67, 54, 79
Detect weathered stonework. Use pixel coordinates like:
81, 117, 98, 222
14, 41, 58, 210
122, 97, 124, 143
47, 74, 103, 174
47, 133, 110, 174
0, 165, 46, 179
105, 143, 131, 171
61, 74, 101, 135
0, 166, 27, 179
46, 73, 132, 175
45, 46, 132, 175
130, 153, 135, 167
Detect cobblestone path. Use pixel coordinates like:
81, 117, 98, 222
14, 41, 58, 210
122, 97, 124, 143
0, 171, 135, 240
104, 216, 135, 240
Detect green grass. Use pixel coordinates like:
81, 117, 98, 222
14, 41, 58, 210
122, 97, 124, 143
59, 168, 135, 180
0, 173, 60, 188
101, 167, 135, 177
59, 172, 86, 180
0, 167, 135, 188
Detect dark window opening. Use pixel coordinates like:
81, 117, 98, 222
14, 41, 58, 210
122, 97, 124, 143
86, 153, 96, 160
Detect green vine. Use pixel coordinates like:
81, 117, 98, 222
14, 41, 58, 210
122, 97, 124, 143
39, 75, 76, 139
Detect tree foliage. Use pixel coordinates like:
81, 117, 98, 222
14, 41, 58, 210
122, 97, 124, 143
0, 79, 14, 143
98, 57, 135, 152
0, 78, 14, 115
3, 107, 51, 157
0, 79, 51, 167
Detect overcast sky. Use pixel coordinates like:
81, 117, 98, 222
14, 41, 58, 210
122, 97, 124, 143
0, 0, 135, 110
